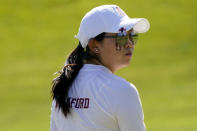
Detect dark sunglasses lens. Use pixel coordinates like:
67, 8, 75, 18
131, 34, 138, 45
116, 35, 129, 46
114, 32, 138, 46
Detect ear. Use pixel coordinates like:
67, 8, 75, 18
88, 39, 100, 54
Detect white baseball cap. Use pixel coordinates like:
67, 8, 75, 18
75, 5, 150, 48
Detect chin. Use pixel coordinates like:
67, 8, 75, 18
124, 57, 132, 65
123, 62, 130, 67
114, 58, 132, 71
118, 61, 131, 69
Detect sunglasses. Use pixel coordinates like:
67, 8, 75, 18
104, 32, 138, 46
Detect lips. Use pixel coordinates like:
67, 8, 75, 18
125, 52, 132, 56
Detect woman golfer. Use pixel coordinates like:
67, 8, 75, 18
50, 4, 150, 131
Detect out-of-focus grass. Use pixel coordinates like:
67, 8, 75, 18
0, 0, 196, 130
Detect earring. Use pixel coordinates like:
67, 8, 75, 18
95, 48, 99, 53
116, 43, 121, 51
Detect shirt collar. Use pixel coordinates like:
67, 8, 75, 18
82, 64, 112, 74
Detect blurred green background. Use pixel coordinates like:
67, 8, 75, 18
0, 0, 197, 130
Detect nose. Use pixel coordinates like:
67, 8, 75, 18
124, 38, 134, 48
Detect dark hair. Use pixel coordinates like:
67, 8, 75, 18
51, 32, 105, 117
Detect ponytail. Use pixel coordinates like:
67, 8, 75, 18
51, 33, 105, 117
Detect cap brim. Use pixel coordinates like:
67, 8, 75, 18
119, 18, 150, 33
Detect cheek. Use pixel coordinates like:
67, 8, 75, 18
101, 39, 116, 56
100, 41, 121, 62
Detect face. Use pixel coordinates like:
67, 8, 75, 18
95, 30, 135, 73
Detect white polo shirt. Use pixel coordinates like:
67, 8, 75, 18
50, 64, 145, 131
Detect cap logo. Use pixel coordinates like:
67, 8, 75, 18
118, 27, 127, 36
113, 6, 126, 17
119, 27, 126, 32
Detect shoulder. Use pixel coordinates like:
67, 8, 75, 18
51, 99, 57, 111
77, 64, 138, 95
94, 71, 139, 98
99, 71, 137, 90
